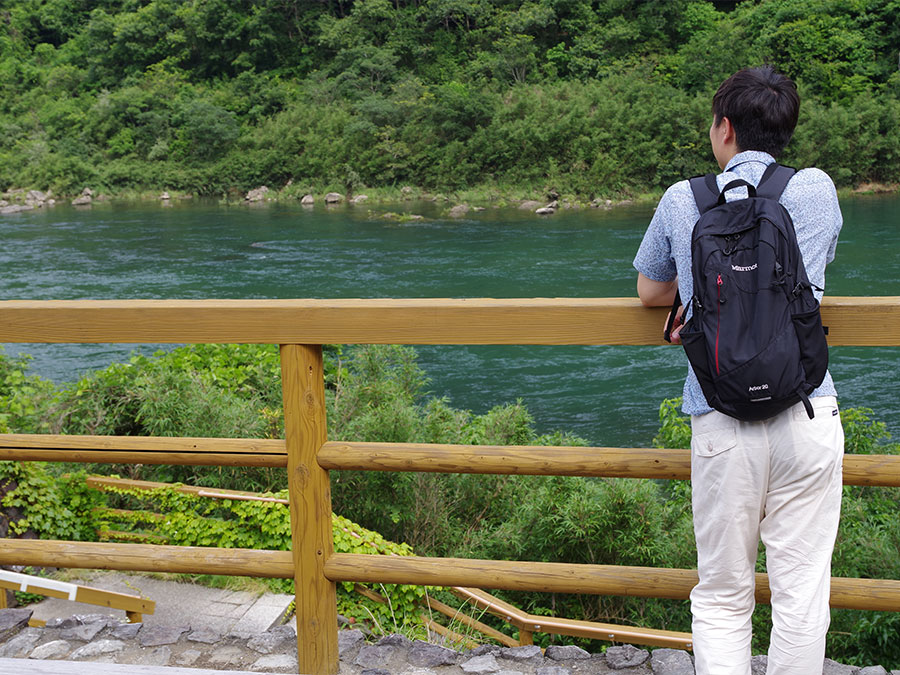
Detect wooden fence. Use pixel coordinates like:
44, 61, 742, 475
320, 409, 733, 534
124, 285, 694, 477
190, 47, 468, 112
1, 298, 900, 675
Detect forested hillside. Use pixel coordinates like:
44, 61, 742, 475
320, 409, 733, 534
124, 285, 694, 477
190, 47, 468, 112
1, 0, 898, 197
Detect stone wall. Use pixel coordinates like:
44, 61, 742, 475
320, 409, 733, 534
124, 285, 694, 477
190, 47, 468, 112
0, 609, 893, 675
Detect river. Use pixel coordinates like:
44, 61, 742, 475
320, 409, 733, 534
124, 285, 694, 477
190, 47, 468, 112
1, 195, 898, 447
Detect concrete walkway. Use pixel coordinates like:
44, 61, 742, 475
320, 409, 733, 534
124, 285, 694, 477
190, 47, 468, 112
27, 572, 293, 638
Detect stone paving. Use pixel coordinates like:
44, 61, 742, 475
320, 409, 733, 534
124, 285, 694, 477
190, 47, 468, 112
1, 609, 898, 675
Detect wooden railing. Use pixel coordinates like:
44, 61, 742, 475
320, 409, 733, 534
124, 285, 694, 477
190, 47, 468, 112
2, 298, 900, 675
0, 570, 154, 624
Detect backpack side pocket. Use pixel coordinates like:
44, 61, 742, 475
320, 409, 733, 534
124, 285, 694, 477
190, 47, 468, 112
792, 307, 829, 389
680, 322, 719, 408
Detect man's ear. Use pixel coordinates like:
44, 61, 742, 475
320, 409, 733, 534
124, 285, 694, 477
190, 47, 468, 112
713, 116, 735, 145
720, 116, 736, 145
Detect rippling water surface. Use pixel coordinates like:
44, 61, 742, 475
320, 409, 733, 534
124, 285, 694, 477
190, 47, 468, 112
2, 195, 898, 446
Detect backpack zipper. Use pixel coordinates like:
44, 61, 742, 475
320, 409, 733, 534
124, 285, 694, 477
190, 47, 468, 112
715, 273, 723, 374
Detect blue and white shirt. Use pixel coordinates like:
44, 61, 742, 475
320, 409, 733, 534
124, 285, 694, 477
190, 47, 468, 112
633, 151, 843, 416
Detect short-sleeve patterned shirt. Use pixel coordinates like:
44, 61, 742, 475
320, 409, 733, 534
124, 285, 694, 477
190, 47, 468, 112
633, 150, 842, 416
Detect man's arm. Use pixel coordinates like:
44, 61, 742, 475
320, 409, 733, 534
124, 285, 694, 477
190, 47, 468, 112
637, 273, 678, 307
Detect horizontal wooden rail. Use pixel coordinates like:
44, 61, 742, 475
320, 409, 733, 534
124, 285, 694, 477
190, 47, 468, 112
319, 442, 691, 479
2, 435, 897, 485
0, 434, 286, 467
453, 587, 692, 650
320, 441, 900, 486
85, 475, 278, 498
324, 553, 900, 612
0, 570, 154, 622
1, 297, 899, 345
0, 539, 294, 579
1, 540, 898, 613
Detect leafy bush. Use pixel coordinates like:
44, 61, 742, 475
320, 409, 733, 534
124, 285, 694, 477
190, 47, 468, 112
0, 347, 58, 434
94, 480, 425, 627
0, 462, 102, 541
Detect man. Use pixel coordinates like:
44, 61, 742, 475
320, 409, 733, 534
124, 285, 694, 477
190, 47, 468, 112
633, 66, 844, 674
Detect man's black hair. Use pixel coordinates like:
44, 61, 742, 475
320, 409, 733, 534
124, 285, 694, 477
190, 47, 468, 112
712, 66, 799, 158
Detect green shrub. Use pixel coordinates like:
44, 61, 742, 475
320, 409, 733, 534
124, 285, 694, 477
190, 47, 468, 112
0, 462, 103, 541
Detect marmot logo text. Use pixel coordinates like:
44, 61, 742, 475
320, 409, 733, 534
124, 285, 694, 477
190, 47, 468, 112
731, 263, 758, 272
748, 383, 769, 392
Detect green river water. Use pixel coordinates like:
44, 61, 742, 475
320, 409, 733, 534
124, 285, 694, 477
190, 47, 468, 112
2, 194, 898, 447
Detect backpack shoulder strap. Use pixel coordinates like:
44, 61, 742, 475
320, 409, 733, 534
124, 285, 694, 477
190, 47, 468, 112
689, 173, 720, 215
755, 163, 796, 201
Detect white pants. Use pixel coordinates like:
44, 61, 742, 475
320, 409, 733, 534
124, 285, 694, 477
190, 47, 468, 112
690, 397, 844, 675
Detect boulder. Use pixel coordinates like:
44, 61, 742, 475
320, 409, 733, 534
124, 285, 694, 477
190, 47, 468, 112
0, 204, 33, 214
449, 204, 470, 218
301, 194, 315, 205
823, 659, 858, 675
651, 648, 695, 674
605, 644, 649, 668
545, 644, 590, 660
351, 195, 368, 204
324, 192, 344, 204
337, 628, 366, 658
246, 186, 269, 202
354, 645, 397, 669
29, 639, 71, 660
519, 200, 543, 210
70, 639, 126, 660
71, 194, 92, 206
461, 653, 501, 673
408, 640, 458, 667
160, 192, 171, 200
138, 624, 189, 647
60, 616, 111, 641
25, 190, 48, 204
0, 626, 40, 657
500, 645, 542, 662
535, 207, 555, 215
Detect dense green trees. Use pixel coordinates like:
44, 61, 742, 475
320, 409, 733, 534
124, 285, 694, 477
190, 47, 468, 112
1, 0, 898, 197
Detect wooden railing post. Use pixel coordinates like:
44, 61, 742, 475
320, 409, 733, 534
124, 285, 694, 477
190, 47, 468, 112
280, 344, 338, 675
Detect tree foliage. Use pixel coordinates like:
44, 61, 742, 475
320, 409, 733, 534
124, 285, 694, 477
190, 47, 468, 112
1, 0, 898, 197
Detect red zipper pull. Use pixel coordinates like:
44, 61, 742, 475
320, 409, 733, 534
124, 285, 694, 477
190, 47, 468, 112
717, 273, 723, 287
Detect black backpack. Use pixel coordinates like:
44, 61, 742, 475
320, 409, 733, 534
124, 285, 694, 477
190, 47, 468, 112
664, 163, 829, 421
